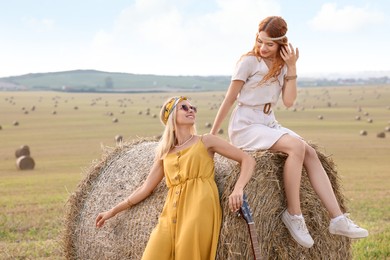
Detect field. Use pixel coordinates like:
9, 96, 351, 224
0, 85, 389, 259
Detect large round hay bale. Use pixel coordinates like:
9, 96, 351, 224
15, 145, 30, 158
16, 155, 35, 170
64, 139, 351, 259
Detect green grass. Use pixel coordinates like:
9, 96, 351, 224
0, 86, 389, 259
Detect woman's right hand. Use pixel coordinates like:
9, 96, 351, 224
95, 210, 115, 228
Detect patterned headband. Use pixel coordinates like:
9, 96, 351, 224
163, 96, 187, 125
257, 32, 286, 41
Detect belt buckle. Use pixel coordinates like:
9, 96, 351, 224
263, 103, 271, 115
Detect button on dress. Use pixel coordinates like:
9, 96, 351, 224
228, 55, 300, 150
142, 138, 222, 260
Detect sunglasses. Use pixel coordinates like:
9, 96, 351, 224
179, 104, 197, 113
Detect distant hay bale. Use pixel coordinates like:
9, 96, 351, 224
385, 126, 390, 132
367, 118, 373, 123
318, 115, 324, 120
112, 118, 118, 123
15, 145, 30, 158
205, 122, 212, 128
13, 121, 19, 126
115, 135, 123, 143
16, 155, 35, 170
355, 116, 361, 121
218, 128, 224, 134
64, 140, 351, 259
0, 125, 2, 130
360, 130, 368, 136
376, 132, 385, 138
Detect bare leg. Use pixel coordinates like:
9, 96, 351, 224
270, 134, 306, 215
303, 144, 342, 218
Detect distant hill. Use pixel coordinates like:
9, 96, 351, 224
0, 70, 389, 92
0, 70, 231, 92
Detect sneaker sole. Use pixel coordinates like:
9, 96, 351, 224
329, 229, 369, 239
282, 211, 314, 248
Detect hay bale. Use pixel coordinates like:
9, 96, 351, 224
376, 132, 385, 138
360, 130, 368, 136
64, 140, 351, 260
115, 135, 123, 143
16, 155, 35, 170
15, 145, 30, 158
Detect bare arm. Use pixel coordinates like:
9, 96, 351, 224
95, 157, 164, 227
203, 134, 256, 212
280, 43, 299, 108
210, 80, 244, 135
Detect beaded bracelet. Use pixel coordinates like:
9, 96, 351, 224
285, 75, 297, 81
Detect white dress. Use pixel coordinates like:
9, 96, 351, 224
228, 55, 300, 151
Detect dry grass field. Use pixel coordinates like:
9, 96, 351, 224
0, 85, 389, 259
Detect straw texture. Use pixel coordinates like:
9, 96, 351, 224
64, 139, 351, 259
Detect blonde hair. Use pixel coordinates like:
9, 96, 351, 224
155, 97, 197, 160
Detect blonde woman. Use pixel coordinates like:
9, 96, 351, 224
96, 96, 255, 259
210, 16, 368, 248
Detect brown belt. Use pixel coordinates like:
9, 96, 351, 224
237, 102, 272, 115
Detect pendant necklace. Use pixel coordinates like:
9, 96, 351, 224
175, 135, 194, 148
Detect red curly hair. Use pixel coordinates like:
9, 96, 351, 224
246, 16, 288, 84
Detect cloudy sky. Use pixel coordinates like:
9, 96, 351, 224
0, 0, 388, 77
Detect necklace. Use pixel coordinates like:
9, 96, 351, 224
175, 135, 194, 148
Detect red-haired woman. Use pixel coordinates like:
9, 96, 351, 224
96, 96, 255, 259
210, 16, 368, 248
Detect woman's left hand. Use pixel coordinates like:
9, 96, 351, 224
228, 188, 244, 213
280, 43, 299, 68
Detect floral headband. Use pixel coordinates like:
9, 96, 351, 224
162, 96, 187, 125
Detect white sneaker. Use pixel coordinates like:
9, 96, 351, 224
329, 213, 369, 238
281, 210, 314, 248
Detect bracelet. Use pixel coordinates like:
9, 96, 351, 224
126, 198, 134, 208
285, 75, 297, 81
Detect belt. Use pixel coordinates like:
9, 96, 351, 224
237, 102, 272, 115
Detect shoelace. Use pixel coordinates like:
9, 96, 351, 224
291, 216, 309, 233
343, 213, 360, 229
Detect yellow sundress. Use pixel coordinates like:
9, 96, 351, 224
142, 137, 222, 260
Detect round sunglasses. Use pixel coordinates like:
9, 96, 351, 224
179, 104, 197, 113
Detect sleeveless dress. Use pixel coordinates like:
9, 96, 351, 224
142, 137, 222, 260
228, 55, 301, 150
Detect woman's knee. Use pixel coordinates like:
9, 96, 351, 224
273, 135, 306, 157
304, 143, 318, 159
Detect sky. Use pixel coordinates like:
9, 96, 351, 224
0, 0, 389, 78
